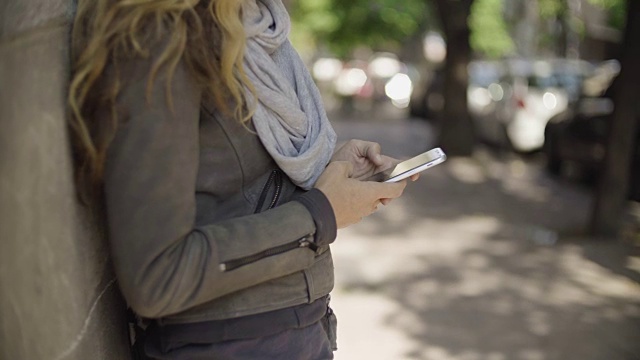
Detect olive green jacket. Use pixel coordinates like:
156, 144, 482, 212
102, 48, 336, 324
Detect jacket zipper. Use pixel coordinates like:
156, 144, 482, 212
268, 170, 283, 209
220, 170, 304, 272
219, 235, 317, 272
254, 170, 283, 214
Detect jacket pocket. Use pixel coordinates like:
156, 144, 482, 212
218, 169, 315, 272
254, 169, 283, 214
219, 234, 317, 272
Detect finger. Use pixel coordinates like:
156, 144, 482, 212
371, 199, 381, 212
373, 180, 407, 199
410, 173, 420, 181
378, 155, 397, 171
363, 142, 384, 166
380, 198, 392, 206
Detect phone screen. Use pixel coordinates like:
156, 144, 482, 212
365, 148, 446, 182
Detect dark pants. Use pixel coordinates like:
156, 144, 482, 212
139, 297, 337, 360
145, 321, 334, 360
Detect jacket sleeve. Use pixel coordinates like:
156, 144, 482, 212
103, 50, 336, 319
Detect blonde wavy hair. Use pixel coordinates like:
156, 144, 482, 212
68, 0, 253, 193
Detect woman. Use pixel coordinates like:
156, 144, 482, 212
69, 0, 410, 358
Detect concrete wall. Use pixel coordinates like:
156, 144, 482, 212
0, 1, 131, 359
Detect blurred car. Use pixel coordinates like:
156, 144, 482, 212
409, 60, 504, 123
543, 60, 640, 201
367, 52, 417, 109
332, 59, 372, 98
481, 59, 595, 152
466, 60, 508, 146
411, 59, 593, 153
314, 53, 415, 112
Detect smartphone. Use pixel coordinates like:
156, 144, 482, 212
365, 147, 447, 183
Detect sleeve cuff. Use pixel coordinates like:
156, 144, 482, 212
295, 189, 337, 247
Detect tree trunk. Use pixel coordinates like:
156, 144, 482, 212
434, 0, 475, 156
590, 0, 640, 237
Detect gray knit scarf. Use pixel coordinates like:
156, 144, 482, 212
242, 0, 336, 190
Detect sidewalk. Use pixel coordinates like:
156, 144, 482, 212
329, 113, 640, 360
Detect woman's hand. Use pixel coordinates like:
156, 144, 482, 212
314, 161, 407, 229
331, 140, 396, 180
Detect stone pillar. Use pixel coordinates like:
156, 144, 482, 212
0, 1, 131, 359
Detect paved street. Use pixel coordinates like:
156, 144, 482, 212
328, 107, 640, 360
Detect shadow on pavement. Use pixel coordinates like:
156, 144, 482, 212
331, 113, 640, 360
